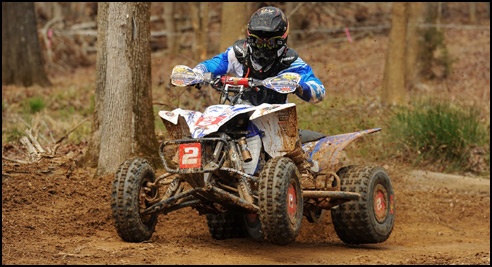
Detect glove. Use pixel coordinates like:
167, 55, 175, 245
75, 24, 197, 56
192, 65, 206, 89
192, 65, 206, 76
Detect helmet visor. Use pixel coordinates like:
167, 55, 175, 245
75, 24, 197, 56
247, 33, 286, 50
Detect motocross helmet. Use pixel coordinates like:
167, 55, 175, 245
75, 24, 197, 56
247, 6, 289, 71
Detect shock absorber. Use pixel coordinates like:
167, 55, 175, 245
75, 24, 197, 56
238, 137, 252, 163
229, 141, 254, 204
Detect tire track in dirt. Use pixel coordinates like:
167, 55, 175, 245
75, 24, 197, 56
2, 158, 490, 265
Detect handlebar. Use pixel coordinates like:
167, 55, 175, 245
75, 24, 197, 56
170, 65, 301, 104
211, 75, 262, 92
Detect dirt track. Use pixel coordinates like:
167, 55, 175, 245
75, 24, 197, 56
2, 154, 490, 265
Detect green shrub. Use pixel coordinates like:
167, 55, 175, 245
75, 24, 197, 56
28, 97, 46, 114
388, 100, 489, 173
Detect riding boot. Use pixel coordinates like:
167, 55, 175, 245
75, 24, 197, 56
285, 138, 316, 189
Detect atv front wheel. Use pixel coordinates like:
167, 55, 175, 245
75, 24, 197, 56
110, 158, 158, 242
331, 165, 395, 244
258, 157, 303, 245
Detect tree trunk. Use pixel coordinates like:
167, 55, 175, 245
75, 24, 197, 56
191, 3, 210, 61
405, 2, 423, 91
381, 2, 408, 106
420, 2, 453, 80
191, 3, 200, 59
96, 2, 159, 176
80, 2, 108, 168
286, 2, 304, 46
424, 2, 438, 24
199, 2, 210, 61
219, 3, 248, 52
469, 2, 477, 24
2, 2, 51, 87
163, 2, 177, 54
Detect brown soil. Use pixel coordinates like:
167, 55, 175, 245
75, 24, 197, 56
2, 3, 490, 265
2, 152, 490, 265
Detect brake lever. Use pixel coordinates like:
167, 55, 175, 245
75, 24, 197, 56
247, 78, 262, 92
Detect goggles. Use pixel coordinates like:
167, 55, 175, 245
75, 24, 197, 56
247, 34, 286, 50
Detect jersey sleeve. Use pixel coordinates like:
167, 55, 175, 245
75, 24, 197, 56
278, 58, 325, 103
193, 47, 243, 77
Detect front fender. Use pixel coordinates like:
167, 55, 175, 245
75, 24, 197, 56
251, 104, 299, 158
302, 128, 381, 173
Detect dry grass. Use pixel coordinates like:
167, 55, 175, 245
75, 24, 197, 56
2, 3, 489, 176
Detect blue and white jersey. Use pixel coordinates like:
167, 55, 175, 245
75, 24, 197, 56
193, 46, 325, 104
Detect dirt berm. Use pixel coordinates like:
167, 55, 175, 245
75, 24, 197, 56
2, 156, 490, 265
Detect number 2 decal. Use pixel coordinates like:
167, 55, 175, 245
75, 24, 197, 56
179, 143, 201, 168
196, 115, 226, 127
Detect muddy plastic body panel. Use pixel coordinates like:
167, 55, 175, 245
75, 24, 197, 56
302, 128, 381, 173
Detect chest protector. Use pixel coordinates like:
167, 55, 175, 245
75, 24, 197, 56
233, 39, 298, 106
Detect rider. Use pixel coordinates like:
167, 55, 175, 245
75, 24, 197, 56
192, 6, 325, 106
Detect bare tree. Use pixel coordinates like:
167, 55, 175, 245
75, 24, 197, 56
469, 2, 477, 24
96, 2, 159, 176
419, 2, 454, 80
80, 2, 109, 168
286, 2, 305, 46
199, 2, 210, 61
381, 2, 408, 106
163, 2, 177, 54
405, 2, 424, 91
190, 3, 200, 59
2, 2, 51, 87
219, 3, 248, 52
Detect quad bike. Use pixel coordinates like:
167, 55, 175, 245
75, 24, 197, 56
110, 65, 395, 246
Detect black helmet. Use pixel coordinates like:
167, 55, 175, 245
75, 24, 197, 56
247, 6, 289, 69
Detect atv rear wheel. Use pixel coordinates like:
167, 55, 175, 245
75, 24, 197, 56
258, 157, 303, 246
110, 158, 158, 242
331, 165, 395, 244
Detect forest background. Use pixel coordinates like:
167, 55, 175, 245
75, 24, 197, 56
2, 2, 490, 177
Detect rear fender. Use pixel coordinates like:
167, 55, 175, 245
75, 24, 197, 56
302, 128, 381, 173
